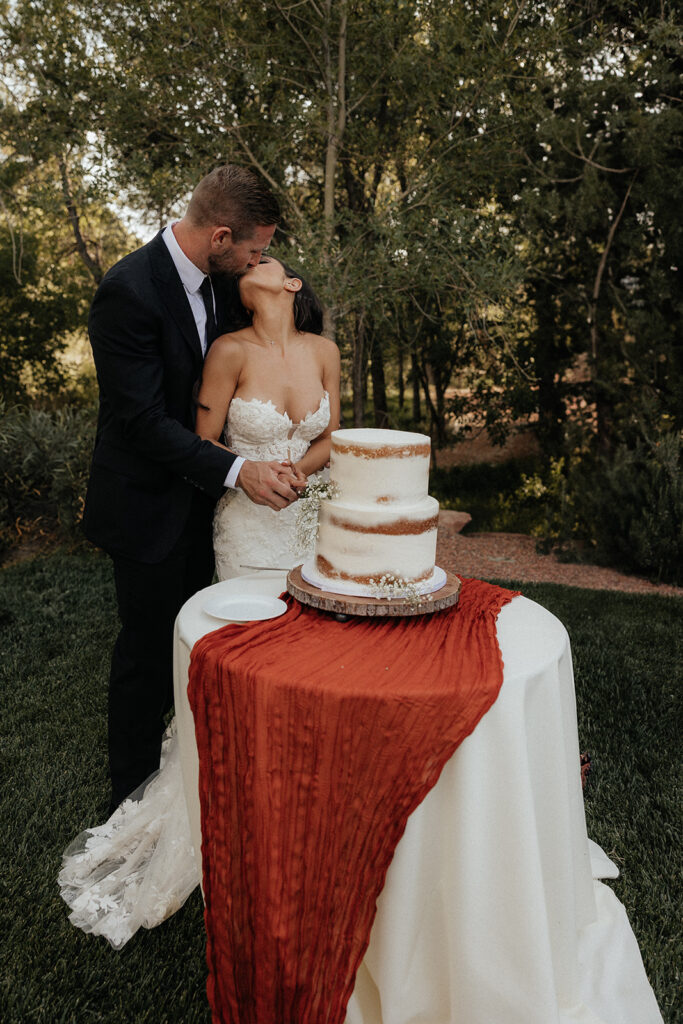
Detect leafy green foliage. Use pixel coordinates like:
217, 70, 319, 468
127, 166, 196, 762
0, 0, 137, 399
0, 402, 96, 552
430, 455, 548, 533
570, 432, 683, 585
506, 2, 683, 453
0, 226, 81, 401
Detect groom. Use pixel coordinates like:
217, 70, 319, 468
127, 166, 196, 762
83, 165, 300, 812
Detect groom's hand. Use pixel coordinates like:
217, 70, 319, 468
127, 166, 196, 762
236, 460, 299, 510
279, 460, 307, 494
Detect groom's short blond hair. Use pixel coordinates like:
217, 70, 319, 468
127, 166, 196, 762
187, 165, 280, 241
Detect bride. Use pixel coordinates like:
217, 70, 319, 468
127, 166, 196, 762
59, 256, 341, 948
198, 254, 340, 578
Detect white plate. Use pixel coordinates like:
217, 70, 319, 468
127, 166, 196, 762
202, 593, 288, 622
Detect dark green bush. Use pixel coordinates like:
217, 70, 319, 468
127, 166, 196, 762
430, 456, 553, 534
0, 402, 96, 553
430, 435, 682, 585
569, 432, 683, 586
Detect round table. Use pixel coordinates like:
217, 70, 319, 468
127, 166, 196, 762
173, 573, 661, 1024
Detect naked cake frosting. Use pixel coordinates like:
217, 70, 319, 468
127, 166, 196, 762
304, 428, 443, 598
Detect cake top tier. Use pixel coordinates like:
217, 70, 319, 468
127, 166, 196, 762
331, 428, 430, 459
328, 428, 431, 506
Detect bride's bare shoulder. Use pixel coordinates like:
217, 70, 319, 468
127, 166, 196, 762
318, 334, 341, 369
212, 328, 251, 349
302, 333, 339, 361
205, 330, 250, 366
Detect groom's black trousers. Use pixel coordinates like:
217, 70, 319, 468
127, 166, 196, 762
107, 493, 215, 810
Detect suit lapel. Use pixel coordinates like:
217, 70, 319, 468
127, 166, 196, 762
147, 232, 203, 364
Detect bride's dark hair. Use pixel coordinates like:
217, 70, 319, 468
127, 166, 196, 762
281, 261, 324, 335
223, 258, 324, 336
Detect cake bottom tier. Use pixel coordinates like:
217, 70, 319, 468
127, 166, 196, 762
315, 496, 438, 586
301, 560, 447, 600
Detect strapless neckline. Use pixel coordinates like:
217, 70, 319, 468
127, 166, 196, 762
230, 392, 329, 428
224, 390, 331, 461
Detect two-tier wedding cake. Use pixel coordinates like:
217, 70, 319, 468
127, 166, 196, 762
302, 428, 445, 598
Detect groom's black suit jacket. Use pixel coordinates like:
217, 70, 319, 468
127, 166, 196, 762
83, 231, 238, 564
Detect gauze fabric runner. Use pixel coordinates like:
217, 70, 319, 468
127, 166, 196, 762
188, 578, 519, 1024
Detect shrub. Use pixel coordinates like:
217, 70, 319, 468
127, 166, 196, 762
430, 456, 547, 533
0, 402, 96, 554
430, 434, 682, 585
499, 456, 575, 543
569, 432, 683, 586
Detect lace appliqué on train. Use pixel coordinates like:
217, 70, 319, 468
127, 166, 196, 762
58, 722, 198, 949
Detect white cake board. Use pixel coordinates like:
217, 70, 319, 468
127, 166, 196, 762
301, 560, 447, 599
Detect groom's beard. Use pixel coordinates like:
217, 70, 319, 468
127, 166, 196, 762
208, 251, 251, 279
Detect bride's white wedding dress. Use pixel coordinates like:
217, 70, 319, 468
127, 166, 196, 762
213, 392, 329, 579
59, 393, 330, 948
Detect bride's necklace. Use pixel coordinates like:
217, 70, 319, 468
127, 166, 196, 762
253, 327, 290, 349
254, 330, 277, 347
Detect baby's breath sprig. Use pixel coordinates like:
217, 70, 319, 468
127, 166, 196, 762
294, 478, 339, 555
367, 574, 425, 608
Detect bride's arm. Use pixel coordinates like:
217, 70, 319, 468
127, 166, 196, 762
196, 335, 301, 509
195, 336, 241, 444
293, 339, 341, 478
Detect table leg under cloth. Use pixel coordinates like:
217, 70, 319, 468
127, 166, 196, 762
173, 576, 662, 1024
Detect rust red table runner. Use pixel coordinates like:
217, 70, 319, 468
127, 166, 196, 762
188, 577, 519, 1024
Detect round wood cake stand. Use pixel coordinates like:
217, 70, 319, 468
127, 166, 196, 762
286, 565, 461, 618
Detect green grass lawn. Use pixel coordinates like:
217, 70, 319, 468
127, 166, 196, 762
1, 552, 680, 1023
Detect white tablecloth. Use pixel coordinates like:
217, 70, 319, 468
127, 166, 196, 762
173, 573, 662, 1024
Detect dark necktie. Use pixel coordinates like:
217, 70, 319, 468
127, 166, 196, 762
199, 276, 218, 350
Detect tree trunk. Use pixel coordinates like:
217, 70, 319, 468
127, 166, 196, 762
370, 335, 389, 427
410, 350, 421, 422
321, 1, 348, 343
588, 175, 636, 457
595, 383, 615, 457
352, 311, 366, 427
0, 195, 24, 284
397, 345, 405, 410
432, 366, 448, 446
532, 281, 566, 454
417, 357, 444, 446
59, 154, 102, 284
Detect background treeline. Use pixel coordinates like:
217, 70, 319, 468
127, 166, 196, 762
0, 0, 681, 582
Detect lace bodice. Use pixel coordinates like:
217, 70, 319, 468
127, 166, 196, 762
213, 392, 331, 580
225, 392, 330, 463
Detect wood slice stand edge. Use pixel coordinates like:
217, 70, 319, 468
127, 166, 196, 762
287, 565, 461, 618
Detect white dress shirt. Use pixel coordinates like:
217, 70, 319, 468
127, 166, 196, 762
161, 224, 244, 489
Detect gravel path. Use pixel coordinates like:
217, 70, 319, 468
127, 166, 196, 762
437, 512, 681, 597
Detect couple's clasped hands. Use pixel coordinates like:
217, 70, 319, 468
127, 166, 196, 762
237, 459, 307, 511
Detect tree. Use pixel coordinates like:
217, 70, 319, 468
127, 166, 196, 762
18, 0, 524, 425
0, 153, 132, 401
506, 1, 683, 454
1, 0, 680, 457
0, 0, 116, 284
